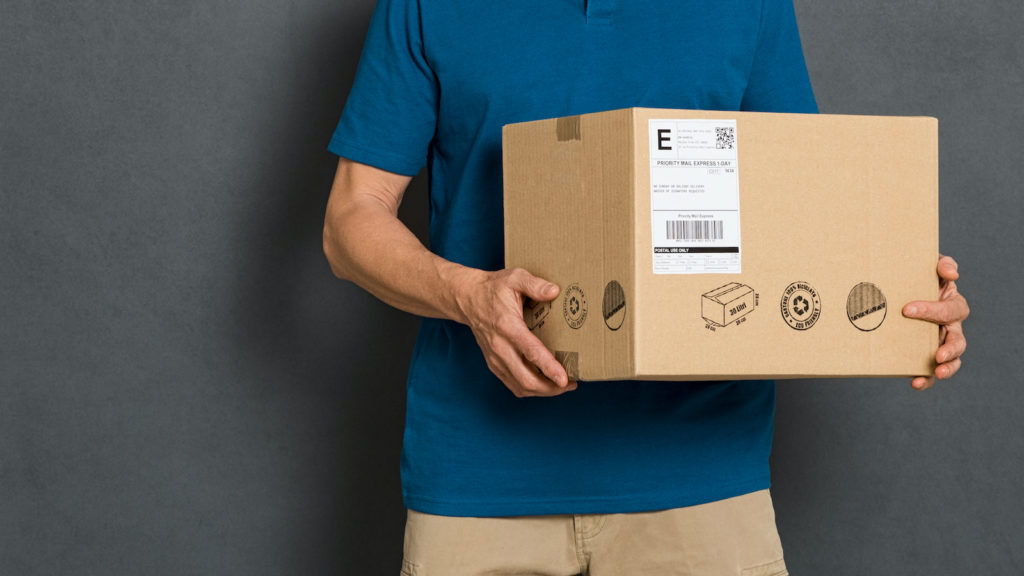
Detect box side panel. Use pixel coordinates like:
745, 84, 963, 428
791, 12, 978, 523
503, 118, 588, 379
592, 109, 636, 379
926, 117, 941, 357
503, 109, 634, 381
630, 108, 939, 378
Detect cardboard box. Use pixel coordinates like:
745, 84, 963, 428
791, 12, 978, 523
503, 108, 939, 381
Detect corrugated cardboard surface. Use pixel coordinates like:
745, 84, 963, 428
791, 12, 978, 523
503, 108, 939, 381
504, 109, 636, 380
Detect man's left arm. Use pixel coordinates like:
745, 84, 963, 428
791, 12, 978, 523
903, 255, 970, 390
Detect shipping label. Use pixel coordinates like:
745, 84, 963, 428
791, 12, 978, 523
649, 119, 741, 274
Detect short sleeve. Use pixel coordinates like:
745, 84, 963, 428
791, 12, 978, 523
740, 0, 818, 114
328, 0, 439, 176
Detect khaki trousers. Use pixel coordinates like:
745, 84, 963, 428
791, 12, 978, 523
400, 489, 787, 576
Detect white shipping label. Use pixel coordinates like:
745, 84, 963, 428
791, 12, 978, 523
649, 119, 741, 274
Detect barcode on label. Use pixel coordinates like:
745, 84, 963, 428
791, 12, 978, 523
666, 220, 723, 240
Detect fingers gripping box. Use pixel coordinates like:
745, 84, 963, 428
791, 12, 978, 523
502, 108, 940, 381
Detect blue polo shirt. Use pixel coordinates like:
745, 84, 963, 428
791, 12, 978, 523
330, 0, 817, 516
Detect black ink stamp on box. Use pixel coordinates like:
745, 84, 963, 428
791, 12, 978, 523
781, 281, 821, 330
701, 282, 756, 328
847, 282, 887, 331
562, 283, 587, 330
524, 299, 550, 331
602, 280, 626, 331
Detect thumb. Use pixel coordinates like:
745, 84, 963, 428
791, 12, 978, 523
513, 270, 560, 302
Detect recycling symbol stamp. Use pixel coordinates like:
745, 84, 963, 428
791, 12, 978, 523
562, 283, 588, 330
781, 281, 821, 331
792, 295, 810, 315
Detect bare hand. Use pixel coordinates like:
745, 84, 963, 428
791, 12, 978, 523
456, 268, 575, 398
902, 255, 969, 390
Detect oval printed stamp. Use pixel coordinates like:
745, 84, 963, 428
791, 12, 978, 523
563, 283, 588, 330
602, 280, 626, 331
780, 281, 821, 331
847, 282, 887, 331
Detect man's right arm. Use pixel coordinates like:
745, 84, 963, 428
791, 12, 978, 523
322, 157, 574, 397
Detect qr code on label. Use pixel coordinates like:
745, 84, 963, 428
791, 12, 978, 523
716, 126, 735, 149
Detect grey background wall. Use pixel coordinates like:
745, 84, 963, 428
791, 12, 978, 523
1, 1, 1020, 574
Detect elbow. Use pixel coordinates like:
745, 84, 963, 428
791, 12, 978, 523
322, 219, 351, 281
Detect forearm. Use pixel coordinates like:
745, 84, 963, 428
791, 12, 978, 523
323, 197, 481, 324
321, 158, 570, 394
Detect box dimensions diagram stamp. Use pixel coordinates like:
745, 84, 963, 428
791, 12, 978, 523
702, 282, 757, 330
